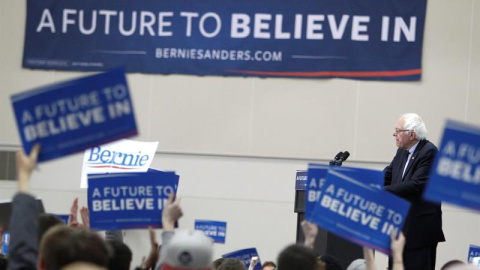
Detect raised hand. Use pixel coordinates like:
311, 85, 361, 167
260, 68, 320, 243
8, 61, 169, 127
391, 232, 406, 269
16, 144, 40, 192
162, 193, 182, 231
301, 220, 318, 249
80, 206, 90, 230
248, 256, 259, 270
140, 227, 160, 270
68, 198, 90, 230
68, 197, 80, 228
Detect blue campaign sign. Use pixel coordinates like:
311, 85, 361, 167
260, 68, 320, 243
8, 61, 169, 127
468, 245, 480, 263
336, 167, 384, 190
87, 169, 179, 230
23, 0, 426, 81
11, 68, 137, 162
306, 164, 384, 219
306, 164, 329, 219
309, 169, 410, 255
222, 248, 261, 270
295, 170, 308, 190
194, 220, 227, 244
424, 120, 480, 211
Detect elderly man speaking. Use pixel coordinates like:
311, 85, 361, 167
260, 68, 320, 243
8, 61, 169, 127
384, 113, 445, 270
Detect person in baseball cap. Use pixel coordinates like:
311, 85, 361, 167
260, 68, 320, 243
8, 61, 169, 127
346, 259, 366, 270
161, 230, 213, 270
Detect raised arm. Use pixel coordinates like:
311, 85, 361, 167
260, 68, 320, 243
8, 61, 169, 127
391, 232, 406, 270
9, 144, 41, 270
154, 192, 183, 270
137, 227, 160, 270
363, 248, 377, 270
301, 220, 318, 249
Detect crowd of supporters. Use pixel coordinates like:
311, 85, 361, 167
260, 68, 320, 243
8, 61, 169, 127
0, 145, 476, 270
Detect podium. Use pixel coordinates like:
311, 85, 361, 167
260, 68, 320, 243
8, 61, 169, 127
294, 173, 363, 269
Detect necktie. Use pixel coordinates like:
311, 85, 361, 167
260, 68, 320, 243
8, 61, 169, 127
401, 151, 410, 178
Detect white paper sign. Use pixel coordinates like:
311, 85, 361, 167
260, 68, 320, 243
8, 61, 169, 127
80, 139, 158, 188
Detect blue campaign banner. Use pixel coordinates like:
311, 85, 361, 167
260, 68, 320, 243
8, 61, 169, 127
424, 120, 480, 212
295, 170, 308, 191
11, 68, 137, 162
222, 248, 261, 270
305, 164, 383, 219
308, 169, 410, 255
87, 169, 179, 230
194, 220, 227, 244
468, 245, 480, 263
23, 0, 426, 81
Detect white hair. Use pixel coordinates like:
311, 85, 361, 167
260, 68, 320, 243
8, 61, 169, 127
401, 113, 427, 140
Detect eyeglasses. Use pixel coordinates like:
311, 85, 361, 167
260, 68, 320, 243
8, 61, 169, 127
394, 129, 410, 134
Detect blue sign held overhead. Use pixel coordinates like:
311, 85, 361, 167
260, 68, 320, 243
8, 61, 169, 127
195, 220, 227, 244
424, 120, 480, 212
306, 164, 384, 219
309, 169, 410, 255
468, 245, 480, 264
11, 68, 137, 162
222, 248, 261, 270
24, 0, 426, 81
87, 169, 179, 230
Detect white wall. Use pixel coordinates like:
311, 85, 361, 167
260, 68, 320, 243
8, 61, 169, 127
1, 0, 480, 269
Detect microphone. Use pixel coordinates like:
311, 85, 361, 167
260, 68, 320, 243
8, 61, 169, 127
339, 151, 350, 162
329, 151, 344, 165
330, 151, 350, 166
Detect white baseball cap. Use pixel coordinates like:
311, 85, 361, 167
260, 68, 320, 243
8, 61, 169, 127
161, 230, 213, 270
347, 259, 366, 270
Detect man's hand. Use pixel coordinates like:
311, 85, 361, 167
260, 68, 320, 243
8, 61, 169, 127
301, 220, 318, 249
80, 206, 90, 230
68, 197, 80, 228
248, 256, 259, 270
16, 144, 40, 192
68, 198, 90, 230
162, 193, 182, 231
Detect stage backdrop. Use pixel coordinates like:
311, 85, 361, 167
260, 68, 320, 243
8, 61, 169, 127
23, 0, 427, 81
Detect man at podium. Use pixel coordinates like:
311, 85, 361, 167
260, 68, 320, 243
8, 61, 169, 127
383, 113, 445, 270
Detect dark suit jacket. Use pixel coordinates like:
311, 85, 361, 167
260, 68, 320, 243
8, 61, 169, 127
384, 139, 445, 248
